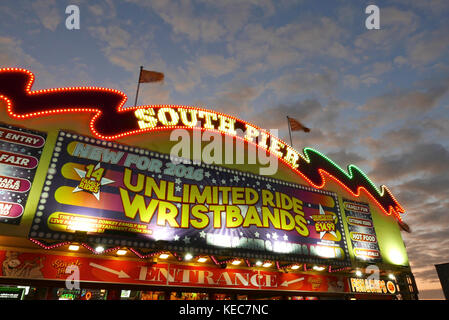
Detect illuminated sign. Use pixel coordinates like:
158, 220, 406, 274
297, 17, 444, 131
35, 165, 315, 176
343, 199, 381, 262
30, 131, 351, 264
0, 122, 46, 224
0, 68, 405, 223
0, 249, 350, 293
350, 278, 397, 295
0, 287, 24, 300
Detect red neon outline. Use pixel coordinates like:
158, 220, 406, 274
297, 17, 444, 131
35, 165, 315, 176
29, 238, 70, 250
1, 68, 405, 222
129, 248, 165, 259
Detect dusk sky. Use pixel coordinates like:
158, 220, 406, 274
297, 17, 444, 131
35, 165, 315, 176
1, 0, 448, 299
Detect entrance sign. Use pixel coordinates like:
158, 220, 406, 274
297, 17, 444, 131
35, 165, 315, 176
0, 249, 350, 294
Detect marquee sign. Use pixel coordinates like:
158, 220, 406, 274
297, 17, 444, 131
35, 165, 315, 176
343, 199, 382, 262
0, 68, 405, 225
30, 131, 351, 264
349, 277, 397, 295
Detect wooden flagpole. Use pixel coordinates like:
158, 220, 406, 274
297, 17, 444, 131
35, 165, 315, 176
134, 66, 143, 107
287, 116, 293, 147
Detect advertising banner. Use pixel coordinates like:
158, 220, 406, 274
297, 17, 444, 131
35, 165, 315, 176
349, 277, 398, 295
29, 131, 349, 264
0, 249, 349, 293
0, 123, 46, 225
342, 199, 381, 262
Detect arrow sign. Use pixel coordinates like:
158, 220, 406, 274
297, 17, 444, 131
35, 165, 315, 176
280, 277, 305, 287
89, 262, 130, 278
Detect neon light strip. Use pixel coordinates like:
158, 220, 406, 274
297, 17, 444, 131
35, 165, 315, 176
129, 248, 164, 259
0, 68, 404, 221
29, 238, 70, 250
28, 238, 350, 272
210, 256, 220, 265
171, 252, 183, 261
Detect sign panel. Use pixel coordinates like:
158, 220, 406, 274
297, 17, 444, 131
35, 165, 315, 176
0, 249, 349, 293
0, 123, 46, 225
30, 131, 349, 264
349, 277, 398, 295
343, 199, 381, 262
0, 287, 24, 300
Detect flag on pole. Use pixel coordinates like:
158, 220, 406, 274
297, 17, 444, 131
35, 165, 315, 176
139, 69, 164, 83
133, 67, 164, 107
287, 116, 310, 132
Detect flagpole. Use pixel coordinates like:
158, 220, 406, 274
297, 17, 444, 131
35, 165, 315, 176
287, 116, 293, 147
134, 66, 143, 107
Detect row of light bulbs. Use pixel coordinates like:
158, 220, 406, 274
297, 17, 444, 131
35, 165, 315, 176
354, 269, 396, 280
68, 244, 327, 270
67, 244, 397, 279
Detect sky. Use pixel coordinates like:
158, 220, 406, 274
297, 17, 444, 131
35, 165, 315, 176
1, 0, 449, 299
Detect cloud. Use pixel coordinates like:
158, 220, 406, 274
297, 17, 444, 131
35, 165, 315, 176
360, 77, 449, 120
250, 99, 323, 131
354, 6, 419, 53
88, 0, 116, 19
196, 55, 239, 77
243, 97, 360, 159
32, 0, 61, 31
0, 36, 58, 89
125, 0, 245, 43
267, 69, 338, 97
362, 127, 424, 155
206, 82, 263, 116
165, 64, 201, 94
325, 150, 366, 168
164, 54, 240, 95
370, 143, 449, 181
418, 289, 445, 300
393, 0, 449, 16
125, 0, 276, 43
88, 24, 155, 73
89, 25, 131, 49
343, 62, 393, 90
232, 17, 352, 69
0, 36, 38, 67
380, 6, 419, 28
394, 56, 408, 66
406, 29, 449, 67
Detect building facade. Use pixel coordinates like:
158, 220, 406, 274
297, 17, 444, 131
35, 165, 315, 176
0, 68, 418, 300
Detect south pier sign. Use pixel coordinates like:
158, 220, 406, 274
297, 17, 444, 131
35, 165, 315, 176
0, 68, 405, 223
